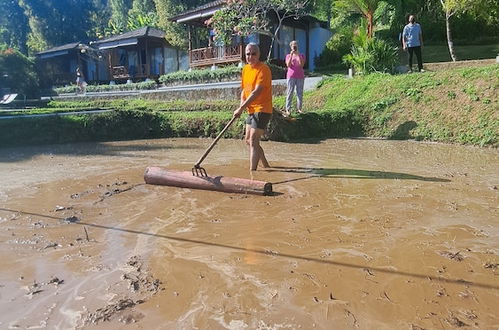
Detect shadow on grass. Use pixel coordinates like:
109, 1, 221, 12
389, 120, 418, 140
0, 207, 495, 291
266, 166, 450, 185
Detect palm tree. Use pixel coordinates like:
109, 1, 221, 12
334, 0, 381, 37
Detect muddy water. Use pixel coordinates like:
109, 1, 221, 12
0, 138, 498, 329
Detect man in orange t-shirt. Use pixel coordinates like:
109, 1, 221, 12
233, 43, 272, 171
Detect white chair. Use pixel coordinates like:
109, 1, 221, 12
0, 93, 18, 104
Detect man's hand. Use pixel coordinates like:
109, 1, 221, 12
233, 107, 244, 118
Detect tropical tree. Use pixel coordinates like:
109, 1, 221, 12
20, 0, 95, 52
127, 0, 159, 30
437, 0, 499, 61
334, 0, 383, 38
0, 0, 30, 55
0, 47, 39, 97
108, 0, 133, 34
343, 19, 398, 73
154, 0, 212, 47
89, 0, 112, 39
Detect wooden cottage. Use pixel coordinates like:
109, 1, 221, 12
36, 42, 101, 87
170, 0, 331, 71
36, 27, 189, 87
90, 26, 188, 82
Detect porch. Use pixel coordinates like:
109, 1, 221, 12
110, 63, 152, 80
189, 44, 244, 68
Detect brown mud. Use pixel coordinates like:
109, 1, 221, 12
0, 138, 498, 329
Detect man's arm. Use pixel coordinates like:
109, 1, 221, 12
233, 84, 264, 118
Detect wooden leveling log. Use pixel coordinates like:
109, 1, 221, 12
144, 167, 273, 196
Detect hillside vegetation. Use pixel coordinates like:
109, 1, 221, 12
283, 64, 498, 146
1, 65, 497, 147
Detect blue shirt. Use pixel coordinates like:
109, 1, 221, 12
403, 23, 422, 47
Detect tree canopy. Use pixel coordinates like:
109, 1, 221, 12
0, 0, 496, 56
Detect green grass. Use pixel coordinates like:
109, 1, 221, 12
2, 64, 497, 147
302, 64, 498, 146
420, 44, 499, 63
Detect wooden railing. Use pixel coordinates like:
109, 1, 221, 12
111, 64, 152, 80
189, 45, 243, 68
112, 66, 129, 79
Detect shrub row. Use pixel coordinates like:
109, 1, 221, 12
159, 66, 242, 86
159, 62, 287, 86
53, 80, 158, 95
0, 108, 363, 147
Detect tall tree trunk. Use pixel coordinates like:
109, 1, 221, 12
445, 12, 457, 61
367, 12, 373, 38
267, 19, 283, 62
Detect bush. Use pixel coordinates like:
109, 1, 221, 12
0, 47, 39, 98
315, 25, 354, 71
343, 22, 398, 74
159, 65, 241, 86
53, 80, 158, 95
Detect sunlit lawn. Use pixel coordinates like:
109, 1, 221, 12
420, 43, 499, 63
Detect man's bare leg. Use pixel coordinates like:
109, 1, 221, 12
245, 125, 270, 170
249, 127, 269, 170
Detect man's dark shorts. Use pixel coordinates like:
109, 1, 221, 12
245, 112, 272, 130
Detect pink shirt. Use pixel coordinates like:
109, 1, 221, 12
286, 53, 305, 79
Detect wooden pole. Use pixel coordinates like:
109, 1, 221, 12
144, 167, 273, 196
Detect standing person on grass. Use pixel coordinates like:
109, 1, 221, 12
402, 14, 424, 73
233, 43, 272, 172
285, 40, 305, 116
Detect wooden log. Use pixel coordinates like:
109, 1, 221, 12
144, 167, 272, 196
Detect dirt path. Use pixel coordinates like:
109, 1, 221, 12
0, 138, 498, 329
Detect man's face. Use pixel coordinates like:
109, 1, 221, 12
245, 46, 259, 65
409, 15, 415, 23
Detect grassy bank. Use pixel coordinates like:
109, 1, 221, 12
423, 44, 499, 63
1, 64, 497, 147
294, 64, 498, 146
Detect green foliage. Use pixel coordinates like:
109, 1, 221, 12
0, 48, 39, 97
127, 13, 159, 30
2, 65, 497, 147
315, 25, 354, 70
154, 0, 214, 48
305, 64, 499, 145
159, 66, 242, 85
334, 0, 382, 37
108, 0, 133, 34
158, 63, 286, 85
0, 109, 242, 146
343, 22, 398, 74
20, 0, 95, 52
208, 0, 311, 60
53, 80, 158, 94
0, 0, 29, 54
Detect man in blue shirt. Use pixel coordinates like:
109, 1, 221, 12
402, 15, 424, 72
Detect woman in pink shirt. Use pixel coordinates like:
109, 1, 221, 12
285, 40, 306, 116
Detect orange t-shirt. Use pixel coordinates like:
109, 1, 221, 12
241, 62, 272, 114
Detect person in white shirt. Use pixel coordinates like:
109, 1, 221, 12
402, 15, 424, 72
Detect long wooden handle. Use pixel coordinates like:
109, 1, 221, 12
194, 116, 237, 168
